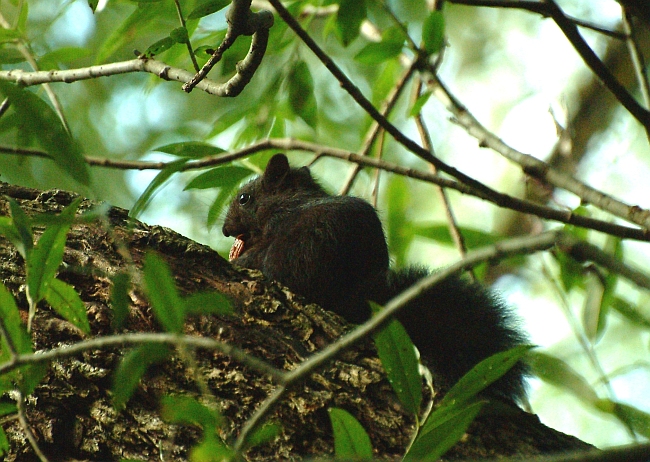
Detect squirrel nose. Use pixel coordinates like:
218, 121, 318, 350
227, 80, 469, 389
222, 225, 231, 237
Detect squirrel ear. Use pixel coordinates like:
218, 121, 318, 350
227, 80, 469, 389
263, 154, 290, 189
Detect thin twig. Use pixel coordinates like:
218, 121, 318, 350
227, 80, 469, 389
340, 60, 419, 195
173, 0, 200, 72
2, 140, 649, 242
424, 73, 650, 230
447, 0, 650, 131
15, 390, 50, 462
412, 76, 471, 267
0, 332, 284, 382
622, 11, 650, 111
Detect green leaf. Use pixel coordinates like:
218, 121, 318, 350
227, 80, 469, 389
87, 0, 99, 13
130, 159, 188, 219
189, 434, 234, 462
355, 41, 403, 65
329, 408, 373, 460
422, 10, 445, 55
152, 142, 225, 159
187, 0, 230, 19
0, 427, 8, 457
0, 402, 17, 417
144, 36, 176, 57
409, 90, 432, 117
336, 0, 366, 46
354, 27, 404, 65
18, 363, 48, 396
0, 28, 21, 43
112, 344, 171, 410
4, 198, 33, 258
38, 47, 92, 70
554, 248, 585, 293
96, 2, 165, 64
245, 422, 281, 448
0, 82, 89, 185
184, 166, 253, 190
610, 296, 650, 329
44, 278, 91, 335
143, 252, 184, 333
287, 60, 317, 129
0, 281, 31, 355
385, 175, 412, 268
441, 345, 534, 407
404, 400, 484, 462
170, 27, 190, 44
528, 351, 599, 406
608, 401, 650, 437
184, 292, 232, 316
372, 314, 422, 415
26, 197, 82, 305
0, 48, 26, 64
16, 2, 28, 33
110, 273, 132, 330
161, 395, 223, 429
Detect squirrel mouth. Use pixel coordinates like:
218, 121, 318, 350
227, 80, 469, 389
229, 234, 246, 261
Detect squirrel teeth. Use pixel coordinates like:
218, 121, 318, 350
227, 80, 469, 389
229, 235, 245, 261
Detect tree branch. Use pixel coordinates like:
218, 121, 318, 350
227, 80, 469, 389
2, 140, 648, 242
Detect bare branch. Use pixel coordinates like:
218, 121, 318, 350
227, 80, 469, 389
447, 0, 650, 132
424, 73, 650, 230
3, 140, 648, 242
182, 0, 274, 94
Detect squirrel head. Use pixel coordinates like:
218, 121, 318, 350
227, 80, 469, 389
222, 153, 327, 253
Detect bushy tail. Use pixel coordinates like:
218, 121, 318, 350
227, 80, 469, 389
370, 266, 529, 402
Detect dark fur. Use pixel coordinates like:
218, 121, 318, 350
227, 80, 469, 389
223, 154, 528, 402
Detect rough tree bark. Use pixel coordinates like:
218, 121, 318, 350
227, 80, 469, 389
0, 181, 591, 461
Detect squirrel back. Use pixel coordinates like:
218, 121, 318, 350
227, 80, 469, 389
223, 154, 528, 402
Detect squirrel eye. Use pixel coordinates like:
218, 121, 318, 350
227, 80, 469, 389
238, 193, 251, 206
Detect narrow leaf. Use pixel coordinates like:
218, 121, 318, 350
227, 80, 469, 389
144, 36, 176, 57
246, 422, 281, 448
0, 281, 31, 355
187, 0, 230, 19
287, 60, 317, 128
373, 316, 422, 415
161, 395, 223, 429
184, 166, 253, 190
26, 197, 81, 304
112, 344, 170, 410
404, 400, 484, 462
45, 278, 90, 335
610, 401, 650, 437
143, 252, 184, 333
528, 351, 599, 406
0, 427, 8, 456
336, 0, 366, 46
110, 273, 132, 330
409, 91, 432, 117
130, 159, 188, 219
422, 10, 445, 55
328, 408, 373, 460
152, 142, 225, 159
0, 82, 89, 185
184, 292, 232, 316
441, 345, 534, 407
170, 27, 190, 44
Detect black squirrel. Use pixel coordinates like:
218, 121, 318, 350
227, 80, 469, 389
222, 154, 528, 402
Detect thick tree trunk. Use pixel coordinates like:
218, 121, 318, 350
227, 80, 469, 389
0, 182, 590, 461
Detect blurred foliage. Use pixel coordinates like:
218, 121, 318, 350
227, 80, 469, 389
0, 0, 649, 449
